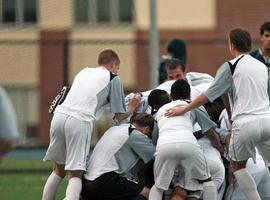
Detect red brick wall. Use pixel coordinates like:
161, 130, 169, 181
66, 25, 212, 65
39, 30, 69, 145
135, 0, 270, 91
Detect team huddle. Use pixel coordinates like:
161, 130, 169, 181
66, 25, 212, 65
42, 24, 270, 200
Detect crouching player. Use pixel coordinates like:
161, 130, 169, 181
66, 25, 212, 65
149, 80, 217, 200
81, 113, 155, 200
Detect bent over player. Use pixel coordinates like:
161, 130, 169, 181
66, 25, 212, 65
42, 49, 141, 200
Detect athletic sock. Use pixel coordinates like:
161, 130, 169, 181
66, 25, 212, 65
234, 168, 261, 200
202, 180, 217, 200
65, 177, 82, 200
149, 185, 163, 200
42, 172, 63, 200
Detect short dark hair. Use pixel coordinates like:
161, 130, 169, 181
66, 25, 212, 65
130, 113, 155, 132
229, 28, 251, 52
166, 58, 185, 72
260, 22, 270, 35
148, 89, 171, 114
170, 79, 190, 100
98, 49, 120, 66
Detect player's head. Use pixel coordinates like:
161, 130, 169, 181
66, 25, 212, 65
167, 38, 187, 67
259, 22, 270, 50
98, 49, 120, 74
166, 58, 187, 81
130, 112, 155, 136
228, 28, 251, 54
148, 89, 171, 115
170, 79, 190, 101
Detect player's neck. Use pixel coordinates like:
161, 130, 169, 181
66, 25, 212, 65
262, 47, 270, 58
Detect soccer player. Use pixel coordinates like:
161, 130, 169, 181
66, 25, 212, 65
42, 49, 141, 200
149, 80, 217, 200
250, 21, 270, 68
166, 28, 270, 200
81, 113, 155, 200
0, 86, 19, 161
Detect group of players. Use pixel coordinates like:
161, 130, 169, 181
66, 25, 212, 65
42, 22, 270, 200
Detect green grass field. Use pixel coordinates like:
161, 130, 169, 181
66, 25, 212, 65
0, 157, 68, 200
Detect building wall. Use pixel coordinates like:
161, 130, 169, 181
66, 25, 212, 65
1, 0, 269, 144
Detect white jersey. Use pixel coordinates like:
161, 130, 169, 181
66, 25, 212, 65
55, 67, 126, 122
205, 54, 270, 121
85, 124, 155, 180
156, 100, 215, 147
85, 124, 130, 180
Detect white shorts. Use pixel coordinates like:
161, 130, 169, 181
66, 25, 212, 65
154, 142, 211, 191
43, 113, 92, 171
229, 115, 270, 165
225, 168, 270, 200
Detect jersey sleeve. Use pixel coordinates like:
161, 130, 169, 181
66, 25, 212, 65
128, 130, 155, 163
109, 76, 127, 114
204, 63, 232, 102
190, 106, 216, 134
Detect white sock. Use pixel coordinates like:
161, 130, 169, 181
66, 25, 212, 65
42, 172, 63, 200
149, 185, 163, 200
202, 181, 217, 200
65, 177, 82, 200
234, 168, 261, 200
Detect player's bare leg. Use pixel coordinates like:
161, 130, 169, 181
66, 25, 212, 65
170, 186, 186, 200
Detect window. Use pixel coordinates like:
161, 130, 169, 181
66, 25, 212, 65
74, 0, 134, 25
0, 0, 37, 25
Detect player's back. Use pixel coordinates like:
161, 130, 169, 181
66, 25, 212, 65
156, 100, 197, 146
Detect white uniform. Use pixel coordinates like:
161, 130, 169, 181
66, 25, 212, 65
204, 55, 270, 165
43, 67, 127, 171
154, 100, 214, 192
218, 109, 270, 200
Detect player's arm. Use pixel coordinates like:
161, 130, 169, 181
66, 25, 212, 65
108, 76, 141, 122
192, 107, 224, 154
165, 62, 233, 117
128, 130, 155, 163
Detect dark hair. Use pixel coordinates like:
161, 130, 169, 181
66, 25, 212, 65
98, 49, 120, 66
229, 28, 251, 52
167, 38, 187, 67
130, 113, 155, 132
166, 58, 185, 72
260, 22, 270, 35
148, 89, 171, 114
170, 79, 190, 100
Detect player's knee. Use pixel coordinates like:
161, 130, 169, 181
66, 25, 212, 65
53, 163, 66, 178
140, 187, 150, 198
171, 186, 187, 200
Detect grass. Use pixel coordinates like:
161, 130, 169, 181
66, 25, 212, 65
0, 157, 68, 200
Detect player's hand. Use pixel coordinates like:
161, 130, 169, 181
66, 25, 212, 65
128, 93, 142, 110
165, 106, 185, 117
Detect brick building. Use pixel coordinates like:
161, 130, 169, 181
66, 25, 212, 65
0, 0, 269, 145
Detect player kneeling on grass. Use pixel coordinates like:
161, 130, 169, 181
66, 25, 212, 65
81, 113, 155, 200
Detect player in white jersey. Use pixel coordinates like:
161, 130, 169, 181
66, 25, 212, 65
0, 86, 19, 161
215, 108, 270, 200
166, 28, 270, 200
42, 49, 142, 200
81, 113, 155, 200
149, 80, 217, 200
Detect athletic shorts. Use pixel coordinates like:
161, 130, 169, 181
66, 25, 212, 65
43, 112, 92, 171
225, 168, 270, 200
154, 142, 211, 191
229, 115, 270, 166
81, 171, 144, 200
